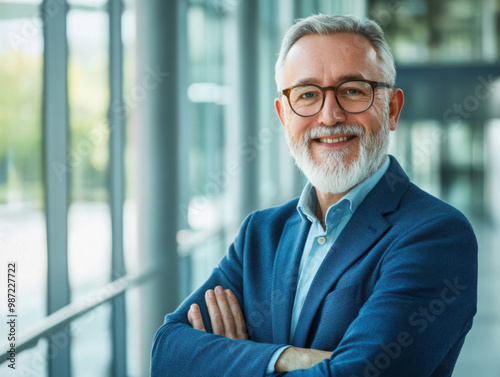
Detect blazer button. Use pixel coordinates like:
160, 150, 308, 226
318, 236, 326, 245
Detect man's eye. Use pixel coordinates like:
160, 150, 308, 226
346, 89, 361, 95
301, 92, 316, 98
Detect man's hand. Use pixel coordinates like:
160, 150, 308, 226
187, 286, 331, 372
275, 347, 332, 372
187, 285, 248, 340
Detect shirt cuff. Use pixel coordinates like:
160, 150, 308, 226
266, 345, 291, 375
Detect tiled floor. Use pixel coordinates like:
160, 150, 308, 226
452, 220, 500, 377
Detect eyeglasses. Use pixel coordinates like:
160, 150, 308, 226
281, 80, 391, 117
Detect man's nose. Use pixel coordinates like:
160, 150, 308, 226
317, 90, 347, 125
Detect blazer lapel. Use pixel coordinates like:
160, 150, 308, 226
292, 207, 390, 347
292, 156, 409, 347
271, 214, 311, 345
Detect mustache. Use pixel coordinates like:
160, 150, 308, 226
304, 124, 366, 142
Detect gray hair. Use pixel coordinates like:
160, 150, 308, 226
275, 14, 396, 91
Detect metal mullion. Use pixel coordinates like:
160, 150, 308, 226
137, 1, 179, 373
108, 0, 127, 376
237, 0, 259, 220
41, 0, 71, 376
177, 0, 192, 300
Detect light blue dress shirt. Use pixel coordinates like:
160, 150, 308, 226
265, 156, 390, 374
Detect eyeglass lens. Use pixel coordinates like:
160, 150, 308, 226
289, 81, 374, 116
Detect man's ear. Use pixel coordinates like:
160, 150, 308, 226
275, 97, 286, 128
388, 88, 404, 131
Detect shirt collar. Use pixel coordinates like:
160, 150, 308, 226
297, 155, 390, 224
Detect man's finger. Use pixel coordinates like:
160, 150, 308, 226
205, 289, 225, 335
226, 289, 248, 339
214, 286, 237, 339
188, 304, 207, 332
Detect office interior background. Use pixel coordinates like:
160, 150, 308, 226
1, 0, 499, 376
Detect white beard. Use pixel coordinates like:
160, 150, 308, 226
285, 109, 390, 194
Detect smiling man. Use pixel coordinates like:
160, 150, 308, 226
151, 14, 477, 377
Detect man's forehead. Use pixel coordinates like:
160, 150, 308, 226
293, 73, 369, 86
283, 33, 380, 85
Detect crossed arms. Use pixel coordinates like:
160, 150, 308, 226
187, 286, 332, 373
151, 206, 477, 377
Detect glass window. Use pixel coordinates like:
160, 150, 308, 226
68, 0, 107, 7
369, 0, 500, 64
485, 119, 500, 223
71, 304, 112, 376
67, 6, 112, 377
67, 6, 111, 293
0, 2, 47, 376
121, 0, 142, 375
180, 1, 231, 292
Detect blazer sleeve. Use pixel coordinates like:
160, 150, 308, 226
150, 213, 286, 377
270, 213, 478, 377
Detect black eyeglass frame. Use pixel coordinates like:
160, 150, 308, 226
280, 79, 392, 117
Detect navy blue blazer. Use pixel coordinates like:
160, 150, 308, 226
151, 156, 477, 377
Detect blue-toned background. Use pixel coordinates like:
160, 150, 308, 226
0, 0, 499, 376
